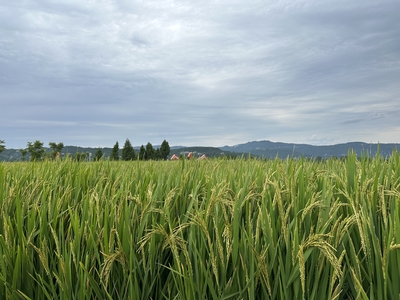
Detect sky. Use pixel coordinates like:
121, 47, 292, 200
1, 0, 399, 149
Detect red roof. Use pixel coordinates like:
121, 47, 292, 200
170, 154, 179, 160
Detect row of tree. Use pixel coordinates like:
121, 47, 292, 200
0, 139, 170, 161
0, 140, 5, 154
107, 139, 170, 161
1, 140, 65, 161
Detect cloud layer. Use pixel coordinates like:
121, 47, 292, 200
1, 0, 399, 148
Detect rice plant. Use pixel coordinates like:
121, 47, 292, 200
0, 151, 399, 299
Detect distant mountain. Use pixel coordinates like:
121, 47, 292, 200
0, 148, 22, 161
221, 140, 400, 158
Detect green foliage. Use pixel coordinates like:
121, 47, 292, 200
75, 152, 89, 162
139, 141, 170, 161
27, 140, 45, 161
159, 139, 170, 160
122, 139, 136, 161
144, 142, 155, 160
138, 145, 145, 160
93, 148, 103, 161
0, 153, 399, 299
170, 146, 241, 159
110, 141, 119, 161
0, 140, 5, 153
19, 148, 28, 161
48, 142, 64, 159
154, 148, 161, 160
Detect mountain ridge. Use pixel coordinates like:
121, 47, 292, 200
220, 140, 400, 158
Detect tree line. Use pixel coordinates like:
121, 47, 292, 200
0, 139, 170, 162
0, 140, 5, 154
103, 139, 170, 161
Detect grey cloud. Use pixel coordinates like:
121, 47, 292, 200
341, 118, 364, 125
1, 0, 399, 148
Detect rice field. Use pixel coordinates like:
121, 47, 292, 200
0, 151, 399, 299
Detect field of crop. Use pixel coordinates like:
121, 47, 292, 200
0, 152, 400, 299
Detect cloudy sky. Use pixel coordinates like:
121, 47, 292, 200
1, 0, 399, 149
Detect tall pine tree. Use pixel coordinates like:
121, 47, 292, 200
94, 148, 103, 161
0, 140, 5, 154
110, 141, 119, 161
122, 139, 136, 160
145, 142, 155, 160
154, 148, 161, 160
139, 145, 146, 160
159, 140, 170, 160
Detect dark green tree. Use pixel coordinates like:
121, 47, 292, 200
0, 140, 5, 153
27, 140, 45, 161
139, 145, 146, 160
19, 148, 28, 161
145, 142, 155, 160
110, 141, 119, 161
94, 148, 103, 161
122, 139, 136, 160
154, 148, 161, 160
159, 140, 170, 160
49, 142, 64, 159
75, 152, 88, 162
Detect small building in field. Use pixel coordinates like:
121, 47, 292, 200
170, 154, 180, 160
